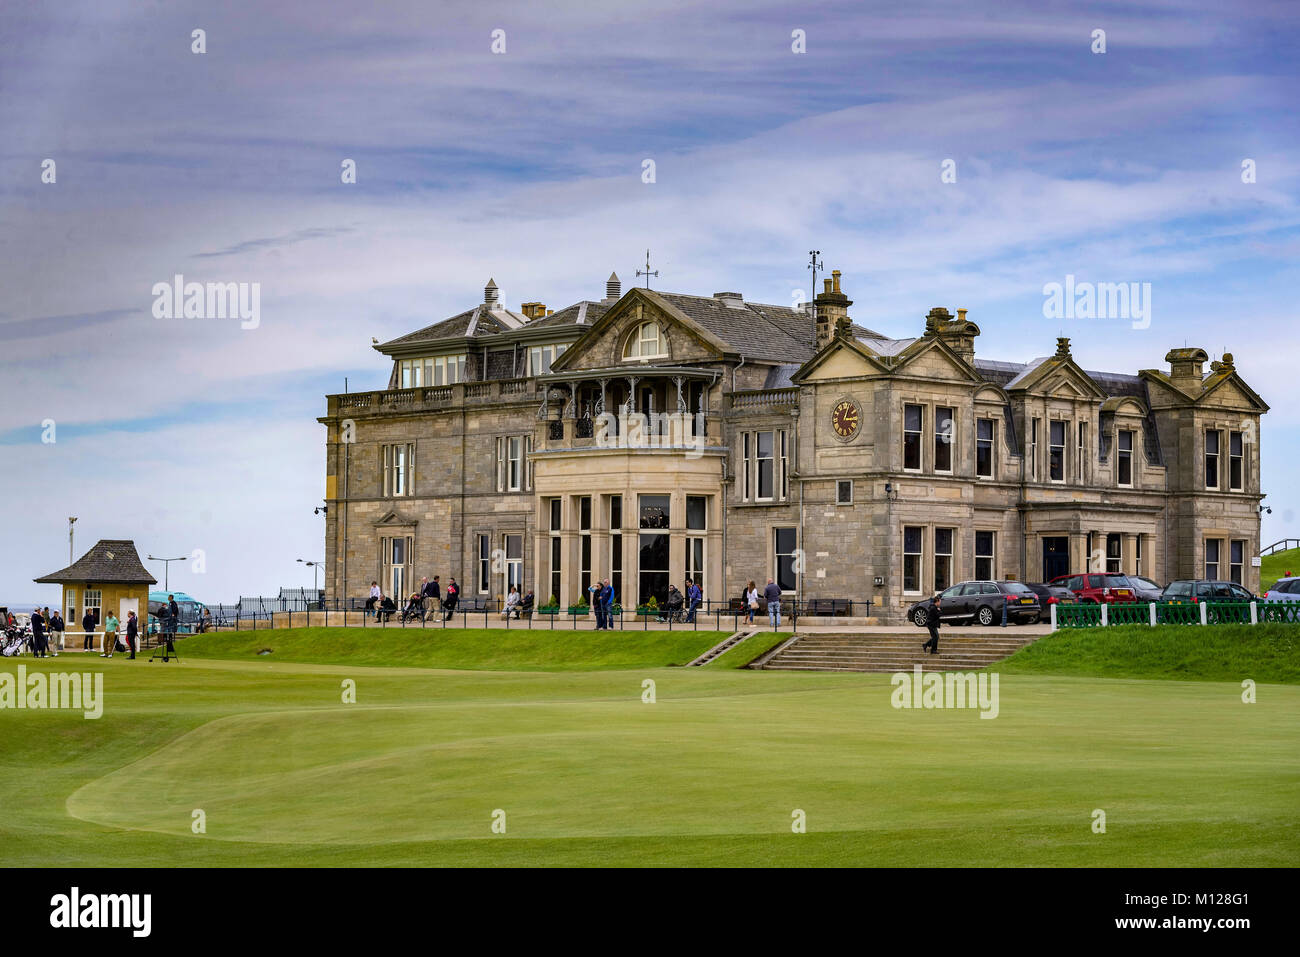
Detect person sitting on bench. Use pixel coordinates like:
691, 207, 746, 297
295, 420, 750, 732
503, 585, 521, 619
377, 595, 397, 622
519, 589, 535, 619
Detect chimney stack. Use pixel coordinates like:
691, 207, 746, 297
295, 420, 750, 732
1166, 348, 1209, 391
814, 268, 852, 350
605, 271, 621, 302
520, 302, 549, 321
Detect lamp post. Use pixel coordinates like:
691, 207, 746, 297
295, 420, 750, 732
147, 554, 187, 592
68, 517, 77, 565
297, 559, 324, 599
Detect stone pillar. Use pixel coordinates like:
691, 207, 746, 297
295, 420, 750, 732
1123, 533, 1138, 576
1069, 532, 1088, 576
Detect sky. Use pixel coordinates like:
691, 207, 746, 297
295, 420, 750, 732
1, 0, 1297, 606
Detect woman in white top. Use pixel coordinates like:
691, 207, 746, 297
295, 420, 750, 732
744, 581, 759, 624
503, 585, 521, 619
366, 581, 381, 617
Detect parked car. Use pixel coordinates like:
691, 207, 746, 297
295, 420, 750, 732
1161, 580, 1256, 603
1022, 583, 1079, 622
908, 580, 1041, 627
1128, 575, 1165, 597
1048, 572, 1138, 603
1262, 576, 1300, 602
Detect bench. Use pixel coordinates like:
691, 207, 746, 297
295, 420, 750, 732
803, 598, 852, 617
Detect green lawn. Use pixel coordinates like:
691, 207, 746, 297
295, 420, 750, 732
1001, 623, 1300, 683
1, 628, 1296, 867
182, 626, 742, 671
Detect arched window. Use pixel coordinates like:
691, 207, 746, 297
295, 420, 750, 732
622, 321, 667, 360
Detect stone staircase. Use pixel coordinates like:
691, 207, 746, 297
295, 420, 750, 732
758, 630, 1040, 673
686, 629, 758, 666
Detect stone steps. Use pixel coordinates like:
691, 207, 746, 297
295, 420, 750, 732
762, 631, 1040, 673
686, 630, 757, 666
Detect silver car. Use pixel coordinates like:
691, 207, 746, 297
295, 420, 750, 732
1262, 577, 1300, 602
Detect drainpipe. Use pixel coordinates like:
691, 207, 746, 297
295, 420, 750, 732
731, 355, 746, 392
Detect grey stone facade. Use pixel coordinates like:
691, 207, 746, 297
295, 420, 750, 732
320, 274, 1268, 622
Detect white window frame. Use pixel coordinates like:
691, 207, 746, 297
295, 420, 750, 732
1116, 430, 1134, 488
1077, 421, 1087, 484
1205, 429, 1221, 490
477, 534, 491, 594
622, 321, 667, 360
383, 443, 415, 497
974, 530, 995, 582
975, 418, 995, 479
934, 527, 954, 593
902, 527, 923, 596
504, 534, 523, 593
774, 527, 798, 593
1228, 430, 1243, 492
755, 430, 775, 502
84, 589, 101, 625
934, 406, 954, 474
903, 404, 923, 472
1030, 417, 1040, 481
1048, 420, 1066, 483
1204, 538, 1222, 580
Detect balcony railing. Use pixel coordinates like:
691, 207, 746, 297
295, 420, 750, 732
327, 378, 537, 417
730, 387, 799, 411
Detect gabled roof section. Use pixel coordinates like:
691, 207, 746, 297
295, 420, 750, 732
791, 331, 892, 383
1002, 343, 1109, 400
890, 333, 984, 382
35, 540, 157, 585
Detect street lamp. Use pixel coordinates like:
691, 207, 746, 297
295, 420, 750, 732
68, 517, 77, 565
147, 554, 187, 592
297, 559, 324, 597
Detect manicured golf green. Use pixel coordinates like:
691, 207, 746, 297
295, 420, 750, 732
1, 627, 1296, 866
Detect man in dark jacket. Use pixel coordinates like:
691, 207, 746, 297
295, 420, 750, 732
763, 578, 783, 627
685, 579, 702, 623
125, 610, 139, 659
82, 609, 95, 650
30, 608, 47, 657
922, 597, 942, 655
421, 575, 440, 619
442, 578, 459, 620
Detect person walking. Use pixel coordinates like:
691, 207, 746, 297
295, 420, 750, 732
125, 610, 138, 659
421, 575, 440, 619
763, 578, 782, 628
443, 578, 459, 621
744, 581, 759, 625
30, 607, 47, 657
685, 578, 702, 623
922, 597, 942, 656
81, 608, 95, 650
49, 609, 64, 656
101, 611, 119, 658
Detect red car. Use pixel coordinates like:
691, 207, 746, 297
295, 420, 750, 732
1048, 572, 1138, 604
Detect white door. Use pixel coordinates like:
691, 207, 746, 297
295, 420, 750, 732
119, 597, 138, 642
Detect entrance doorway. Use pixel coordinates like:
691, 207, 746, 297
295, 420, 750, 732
1042, 537, 1069, 581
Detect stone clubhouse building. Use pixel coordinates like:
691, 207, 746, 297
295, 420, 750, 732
318, 270, 1268, 622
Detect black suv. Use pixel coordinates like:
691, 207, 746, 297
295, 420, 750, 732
908, 581, 1041, 627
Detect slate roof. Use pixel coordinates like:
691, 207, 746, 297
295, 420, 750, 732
35, 540, 157, 585
527, 300, 611, 329
654, 293, 817, 363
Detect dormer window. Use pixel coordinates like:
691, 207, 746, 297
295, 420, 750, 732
623, 321, 667, 360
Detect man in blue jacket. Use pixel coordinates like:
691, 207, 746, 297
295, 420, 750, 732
599, 578, 615, 630
685, 579, 702, 623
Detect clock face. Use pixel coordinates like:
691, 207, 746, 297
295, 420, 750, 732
831, 399, 860, 438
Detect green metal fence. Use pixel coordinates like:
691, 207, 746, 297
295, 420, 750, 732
1054, 601, 1300, 629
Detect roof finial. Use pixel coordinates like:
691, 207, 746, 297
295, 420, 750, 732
635, 250, 658, 289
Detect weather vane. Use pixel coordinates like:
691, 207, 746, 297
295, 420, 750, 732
636, 249, 659, 289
